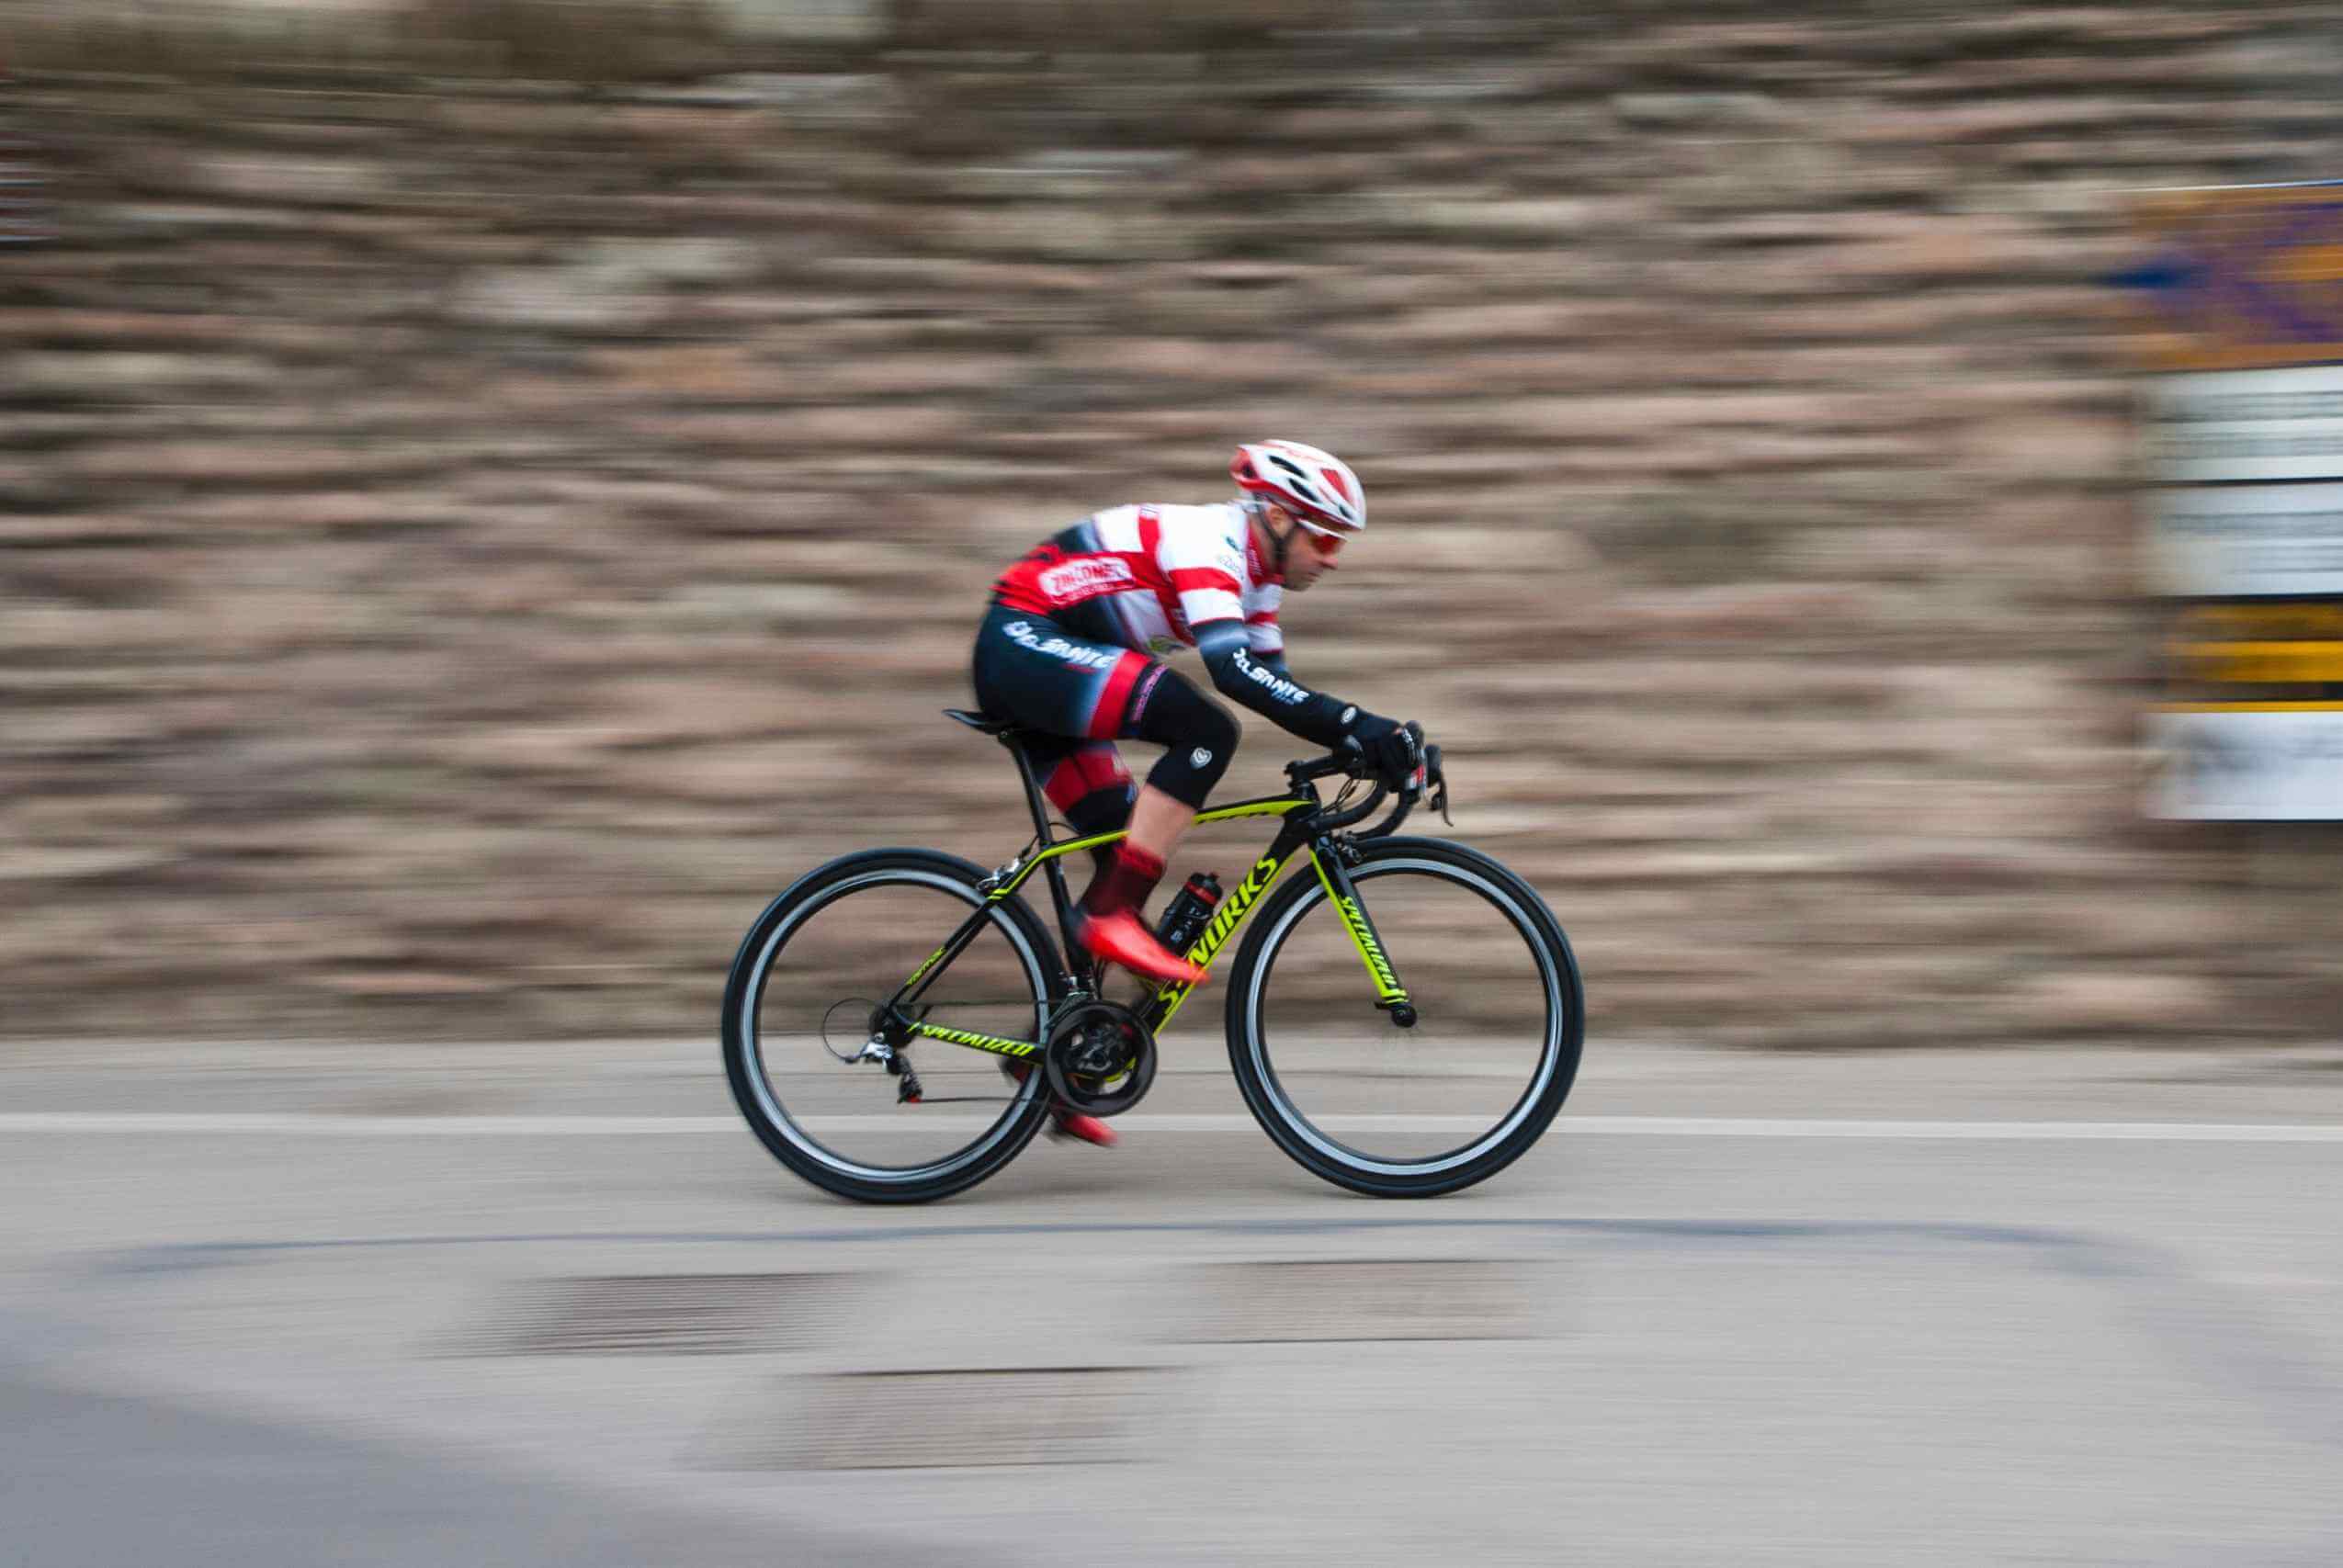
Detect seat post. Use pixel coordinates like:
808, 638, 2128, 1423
998, 733, 1058, 849
999, 732, 1095, 980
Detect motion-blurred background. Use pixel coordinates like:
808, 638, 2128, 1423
6, 0, 2341, 1046
14, 12, 2343, 1568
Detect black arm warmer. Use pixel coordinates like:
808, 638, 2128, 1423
1193, 620, 1355, 750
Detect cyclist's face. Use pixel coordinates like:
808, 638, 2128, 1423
1284, 522, 1342, 592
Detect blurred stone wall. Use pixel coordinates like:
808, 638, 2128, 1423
6, 1, 2342, 1043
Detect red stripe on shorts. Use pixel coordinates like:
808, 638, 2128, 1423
1087, 650, 1150, 739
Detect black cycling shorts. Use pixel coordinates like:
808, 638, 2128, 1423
969, 604, 1237, 812
971, 604, 1168, 742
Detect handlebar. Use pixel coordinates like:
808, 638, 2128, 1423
1284, 728, 1450, 839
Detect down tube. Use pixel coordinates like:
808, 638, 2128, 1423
1147, 833, 1311, 1032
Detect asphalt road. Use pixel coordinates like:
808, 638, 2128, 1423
4, 1037, 2342, 1567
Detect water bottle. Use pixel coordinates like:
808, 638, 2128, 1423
1154, 872, 1223, 954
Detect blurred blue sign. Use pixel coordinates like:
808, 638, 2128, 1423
2118, 182, 2343, 371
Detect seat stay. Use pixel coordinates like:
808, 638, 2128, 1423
882, 894, 1032, 1021
883, 718, 1092, 1013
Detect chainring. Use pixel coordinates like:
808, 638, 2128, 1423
1042, 999, 1158, 1118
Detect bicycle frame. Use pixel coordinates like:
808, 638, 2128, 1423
878, 747, 1412, 1059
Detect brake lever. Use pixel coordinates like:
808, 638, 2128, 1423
1425, 744, 1452, 825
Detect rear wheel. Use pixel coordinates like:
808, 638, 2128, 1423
1223, 837, 1582, 1197
721, 849, 1064, 1203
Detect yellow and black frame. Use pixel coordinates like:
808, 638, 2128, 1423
879, 709, 1428, 1065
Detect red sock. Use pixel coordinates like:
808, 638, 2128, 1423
1081, 841, 1165, 919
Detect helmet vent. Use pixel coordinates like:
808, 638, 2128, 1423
1230, 440, 1364, 534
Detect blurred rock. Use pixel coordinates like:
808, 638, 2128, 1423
2015, 972, 2225, 1035
193, 153, 394, 206
1612, 93, 1790, 129
725, 0, 884, 43
6, 352, 281, 400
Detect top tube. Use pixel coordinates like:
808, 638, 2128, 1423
990, 792, 1313, 893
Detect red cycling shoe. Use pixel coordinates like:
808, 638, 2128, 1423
1000, 1059, 1120, 1148
1072, 907, 1206, 987
1047, 1109, 1118, 1147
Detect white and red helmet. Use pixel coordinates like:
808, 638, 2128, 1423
1230, 440, 1365, 537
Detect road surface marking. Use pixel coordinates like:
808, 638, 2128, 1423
4, 1112, 2343, 1142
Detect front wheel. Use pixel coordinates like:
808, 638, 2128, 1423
1223, 836, 1583, 1198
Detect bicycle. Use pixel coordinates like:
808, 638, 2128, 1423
721, 710, 1584, 1203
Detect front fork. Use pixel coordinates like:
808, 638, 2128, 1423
1312, 843, 1417, 1029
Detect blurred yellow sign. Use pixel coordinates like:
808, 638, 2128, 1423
2169, 641, 2343, 683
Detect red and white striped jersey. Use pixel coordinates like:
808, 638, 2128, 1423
991, 502, 1285, 660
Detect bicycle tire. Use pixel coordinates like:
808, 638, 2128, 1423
722, 847, 1065, 1203
1222, 835, 1583, 1198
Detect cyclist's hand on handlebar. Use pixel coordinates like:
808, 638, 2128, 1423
1344, 712, 1424, 793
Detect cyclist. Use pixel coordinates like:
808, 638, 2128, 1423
972, 441, 1423, 1140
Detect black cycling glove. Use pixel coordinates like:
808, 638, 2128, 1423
1346, 712, 1422, 791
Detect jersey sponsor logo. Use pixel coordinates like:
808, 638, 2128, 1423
1036, 556, 1137, 602
1002, 619, 1121, 671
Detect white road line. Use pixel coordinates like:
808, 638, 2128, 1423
0, 1114, 743, 1135
4, 1112, 2343, 1142
1574, 1117, 2343, 1143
